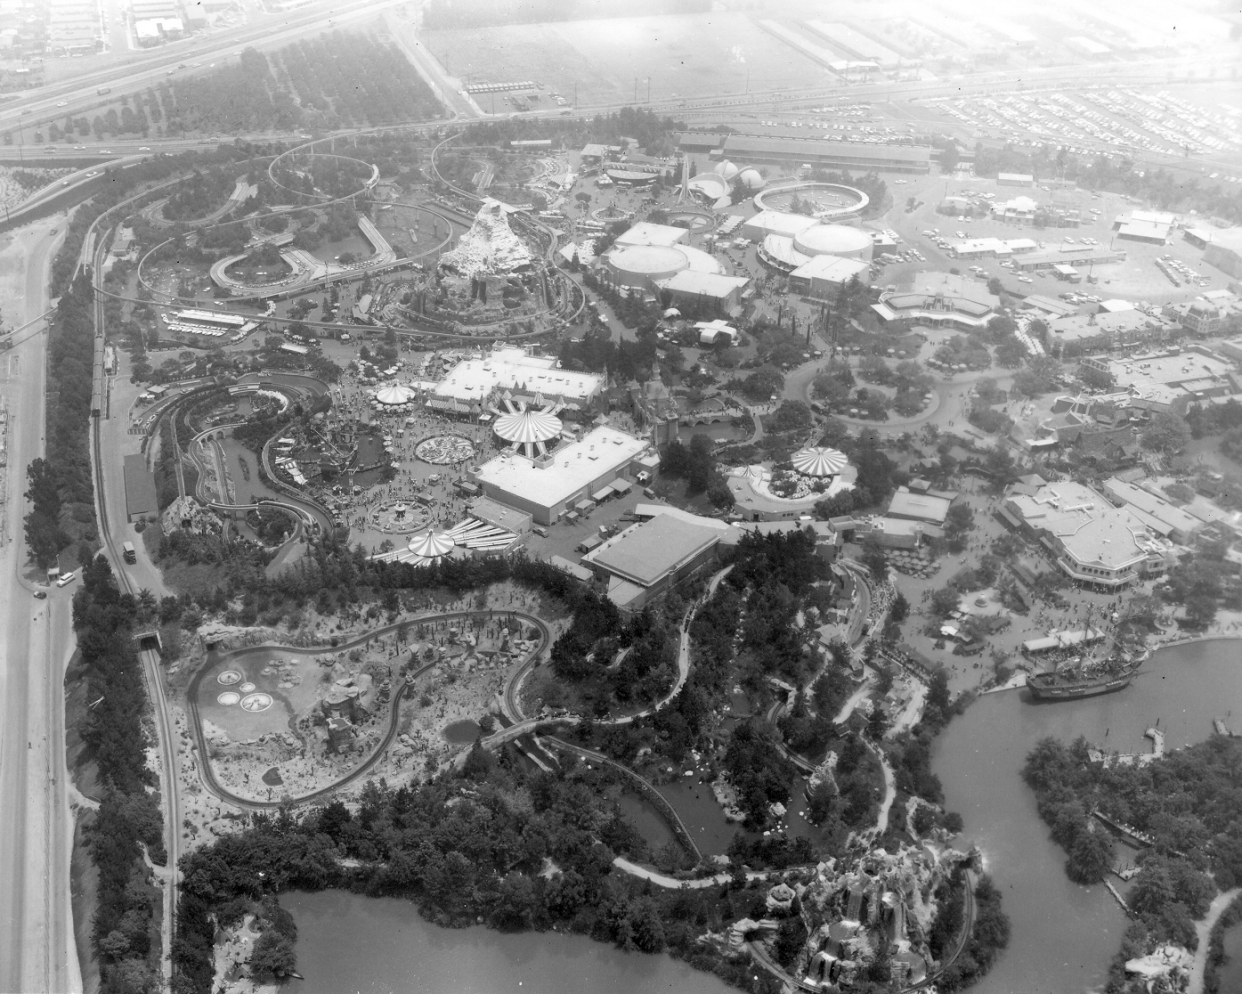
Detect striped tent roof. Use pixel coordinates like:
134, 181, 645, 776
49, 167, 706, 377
493, 408, 562, 445
791, 446, 847, 477
407, 529, 456, 559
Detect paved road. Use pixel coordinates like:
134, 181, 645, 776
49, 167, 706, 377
0, 220, 82, 994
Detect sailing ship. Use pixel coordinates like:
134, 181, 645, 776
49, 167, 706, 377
1026, 613, 1149, 702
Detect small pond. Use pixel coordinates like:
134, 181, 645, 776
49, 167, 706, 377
441, 719, 481, 745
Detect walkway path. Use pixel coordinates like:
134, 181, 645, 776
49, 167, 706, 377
1189, 888, 1241, 994
864, 738, 898, 841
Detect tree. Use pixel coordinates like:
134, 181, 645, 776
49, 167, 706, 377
1140, 412, 1192, 456
890, 591, 909, 623
774, 915, 808, 967
1065, 829, 1113, 884
249, 930, 297, 979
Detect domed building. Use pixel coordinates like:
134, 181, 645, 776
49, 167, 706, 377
714, 160, 740, 181
604, 243, 725, 289
736, 168, 766, 191
792, 223, 873, 262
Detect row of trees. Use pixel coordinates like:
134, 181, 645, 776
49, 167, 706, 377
73, 557, 166, 994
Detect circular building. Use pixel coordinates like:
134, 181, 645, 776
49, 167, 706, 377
791, 446, 848, 478
792, 224, 873, 262
687, 173, 729, 202
714, 160, 740, 181
736, 168, 766, 191
604, 244, 724, 289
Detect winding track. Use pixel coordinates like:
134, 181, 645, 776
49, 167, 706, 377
183, 611, 550, 810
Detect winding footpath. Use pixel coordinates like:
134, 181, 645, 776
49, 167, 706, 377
1189, 888, 1241, 994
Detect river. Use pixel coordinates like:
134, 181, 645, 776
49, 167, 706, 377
281, 639, 1242, 994
932, 638, 1242, 994
283, 890, 734, 994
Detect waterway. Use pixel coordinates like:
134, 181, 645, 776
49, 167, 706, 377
932, 638, 1242, 994
283, 890, 734, 994
1218, 918, 1242, 993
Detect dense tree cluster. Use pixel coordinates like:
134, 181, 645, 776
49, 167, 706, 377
72, 557, 166, 994
174, 764, 786, 994
973, 140, 1242, 224
660, 434, 734, 509
1024, 734, 1242, 974
158, 35, 441, 136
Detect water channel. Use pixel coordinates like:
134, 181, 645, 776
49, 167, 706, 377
932, 638, 1242, 994
281, 639, 1242, 993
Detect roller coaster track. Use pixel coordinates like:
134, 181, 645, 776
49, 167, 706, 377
182, 611, 550, 810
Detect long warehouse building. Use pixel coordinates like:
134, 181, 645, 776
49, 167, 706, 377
679, 133, 931, 174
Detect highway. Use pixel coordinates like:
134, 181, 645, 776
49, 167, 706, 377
0, 0, 414, 133
0, 221, 81, 994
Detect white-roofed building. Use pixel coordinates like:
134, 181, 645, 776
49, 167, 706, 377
581, 511, 722, 610
742, 210, 819, 242
789, 255, 870, 298
615, 222, 690, 248
470, 426, 650, 525
656, 271, 749, 314
1002, 480, 1172, 588
431, 346, 603, 415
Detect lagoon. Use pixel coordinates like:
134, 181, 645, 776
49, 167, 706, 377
284, 890, 735, 994
933, 638, 1242, 994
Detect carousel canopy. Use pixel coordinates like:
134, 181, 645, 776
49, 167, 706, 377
791, 446, 847, 478
376, 384, 415, 405
493, 407, 562, 446
408, 529, 456, 559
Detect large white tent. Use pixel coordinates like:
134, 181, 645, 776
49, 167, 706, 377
407, 529, 456, 559
376, 384, 415, 406
791, 446, 847, 478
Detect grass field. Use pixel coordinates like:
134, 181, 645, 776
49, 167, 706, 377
421, 12, 837, 110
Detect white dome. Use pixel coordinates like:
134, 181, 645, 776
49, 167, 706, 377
792, 223, 873, 261
737, 168, 765, 191
714, 160, 740, 181
376, 384, 415, 405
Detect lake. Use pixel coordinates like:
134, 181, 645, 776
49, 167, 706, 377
283, 890, 735, 994
933, 637, 1242, 994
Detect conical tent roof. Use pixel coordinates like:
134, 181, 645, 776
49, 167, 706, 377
494, 408, 562, 445
791, 446, 847, 477
408, 529, 456, 558
376, 384, 414, 405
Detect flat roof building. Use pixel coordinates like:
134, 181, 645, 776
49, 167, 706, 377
656, 271, 750, 314
123, 454, 159, 523
1204, 229, 1242, 280
997, 173, 1035, 186
581, 511, 721, 610
433, 346, 603, 414
1100, 478, 1204, 544
872, 273, 998, 330
471, 426, 650, 525
1002, 480, 1171, 588
789, 255, 870, 299
615, 222, 689, 248
1012, 246, 1127, 271
886, 486, 952, 524
714, 134, 931, 174
742, 210, 819, 242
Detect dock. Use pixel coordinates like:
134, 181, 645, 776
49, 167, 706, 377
1145, 727, 1164, 759
1213, 718, 1234, 738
